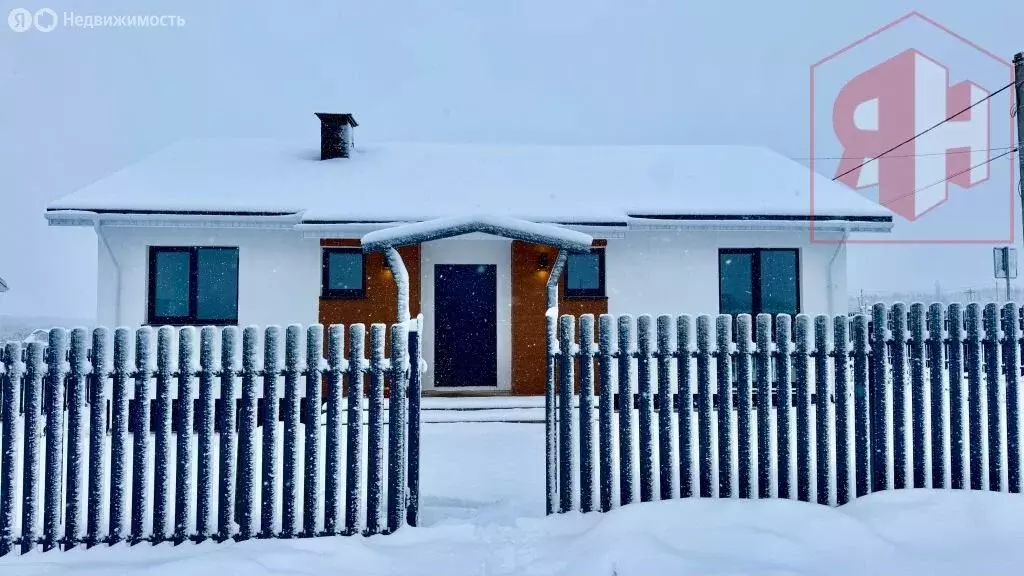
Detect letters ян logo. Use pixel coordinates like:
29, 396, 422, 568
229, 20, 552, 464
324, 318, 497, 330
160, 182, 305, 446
831, 49, 991, 221
8, 7, 58, 32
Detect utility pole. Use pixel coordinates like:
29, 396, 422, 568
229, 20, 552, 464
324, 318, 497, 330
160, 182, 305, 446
1015, 53, 1024, 249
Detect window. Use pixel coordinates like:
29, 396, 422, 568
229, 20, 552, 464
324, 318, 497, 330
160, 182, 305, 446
322, 248, 365, 298
148, 247, 239, 325
565, 249, 605, 298
719, 249, 799, 316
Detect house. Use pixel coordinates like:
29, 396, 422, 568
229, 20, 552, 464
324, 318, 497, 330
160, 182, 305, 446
45, 113, 893, 395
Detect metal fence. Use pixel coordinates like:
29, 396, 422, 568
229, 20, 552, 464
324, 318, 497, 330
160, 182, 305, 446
0, 317, 423, 556
545, 302, 1024, 514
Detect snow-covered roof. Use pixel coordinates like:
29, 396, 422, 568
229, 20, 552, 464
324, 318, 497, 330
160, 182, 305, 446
361, 215, 594, 252
46, 139, 893, 227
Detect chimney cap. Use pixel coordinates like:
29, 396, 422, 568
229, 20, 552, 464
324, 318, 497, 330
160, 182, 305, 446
314, 113, 358, 127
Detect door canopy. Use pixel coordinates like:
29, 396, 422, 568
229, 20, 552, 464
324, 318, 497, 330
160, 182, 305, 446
360, 215, 593, 253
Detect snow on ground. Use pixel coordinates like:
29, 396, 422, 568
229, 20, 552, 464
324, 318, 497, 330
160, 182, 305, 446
2, 422, 1024, 576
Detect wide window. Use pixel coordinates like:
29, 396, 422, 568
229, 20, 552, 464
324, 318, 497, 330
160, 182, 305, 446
719, 249, 799, 316
322, 248, 365, 298
565, 249, 605, 298
148, 247, 239, 325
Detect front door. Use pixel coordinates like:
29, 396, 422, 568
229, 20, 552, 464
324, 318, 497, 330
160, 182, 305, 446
434, 264, 498, 387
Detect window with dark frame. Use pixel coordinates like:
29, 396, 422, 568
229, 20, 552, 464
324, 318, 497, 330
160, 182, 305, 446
321, 247, 366, 299
564, 248, 606, 298
719, 248, 800, 316
148, 247, 239, 326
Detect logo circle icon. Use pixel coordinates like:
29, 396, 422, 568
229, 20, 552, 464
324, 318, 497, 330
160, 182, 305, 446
33, 8, 57, 32
8, 8, 32, 32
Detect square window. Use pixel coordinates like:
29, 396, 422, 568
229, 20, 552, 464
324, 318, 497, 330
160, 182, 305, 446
718, 248, 799, 317
322, 248, 365, 298
565, 249, 605, 298
148, 247, 239, 326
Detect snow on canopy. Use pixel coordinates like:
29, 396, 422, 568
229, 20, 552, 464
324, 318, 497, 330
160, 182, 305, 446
46, 139, 892, 226
361, 215, 593, 252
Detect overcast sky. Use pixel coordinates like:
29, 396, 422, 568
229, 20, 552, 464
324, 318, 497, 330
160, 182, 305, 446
0, 0, 1020, 320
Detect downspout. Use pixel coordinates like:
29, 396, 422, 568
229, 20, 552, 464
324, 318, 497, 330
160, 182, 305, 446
544, 249, 567, 516
94, 219, 122, 326
384, 246, 410, 324
825, 228, 849, 315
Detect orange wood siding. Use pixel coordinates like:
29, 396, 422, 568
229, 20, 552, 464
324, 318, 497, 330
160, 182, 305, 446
510, 240, 608, 395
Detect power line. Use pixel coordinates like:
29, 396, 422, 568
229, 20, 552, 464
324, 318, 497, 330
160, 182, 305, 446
876, 147, 1017, 206
793, 146, 1016, 161
833, 80, 1016, 182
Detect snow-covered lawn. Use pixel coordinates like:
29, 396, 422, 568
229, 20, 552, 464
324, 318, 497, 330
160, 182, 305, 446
3, 422, 1023, 576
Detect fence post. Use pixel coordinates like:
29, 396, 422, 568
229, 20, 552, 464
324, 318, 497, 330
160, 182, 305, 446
983, 303, 1003, 492
851, 315, 870, 498
86, 328, 108, 548
153, 326, 174, 542
579, 314, 596, 512
793, 315, 811, 503
108, 328, 131, 543
716, 316, 735, 498
174, 328, 196, 543
406, 317, 422, 528
1005, 303, 1022, 494
261, 326, 281, 538
237, 326, 260, 540
676, 315, 694, 499
43, 328, 67, 551
736, 315, 754, 499
814, 316, 833, 506
304, 325, 324, 537
617, 315, 636, 505
834, 316, 852, 505
218, 327, 239, 541
558, 315, 577, 512
754, 314, 773, 499
0, 342, 22, 556
909, 304, 928, 489
890, 303, 910, 490
387, 323, 408, 533
282, 325, 302, 538
366, 324, 386, 535
656, 315, 674, 501
696, 315, 714, 498
870, 304, 892, 492
346, 324, 365, 535
965, 303, 986, 490
64, 328, 88, 548
324, 325, 345, 535
636, 315, 655, 503
598, 315, 615, 511
195, 327, 216, 540
948, 304, 967, 490
21, 341, 44, 553
927, 304, 947, 489
130, 327, 152, 544
775, 315, 793, 499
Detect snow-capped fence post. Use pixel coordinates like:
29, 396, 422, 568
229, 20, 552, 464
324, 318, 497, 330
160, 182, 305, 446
108, 328, 131, 544
152, 326, 175, 542
636, 314, 655, 503
813, 315, 833, 506
983, 303, 1003, 492
386, 323, 408, 533
870, 304, 891, 493
617, 315, 636, 506
557, 314, 577, 512
195, 327, 217, 540
64, 328, 88, 549
0, 342, 22, 557
754, 314, 773, 499
851, 315, 871, 499
965, 303, 986, 491
578, 314, 596, 512
324, 325, 345, 535
676, 315, 694, 499
735, 315, 754, 500
43, 328, 68, 552
775, 315, 793, 500
174, 327, 196, 544
406, 317, 423, 528
909, 304, 928, 489
86, 328, 109, 548
281, 325, 302, 538
833, 315, 853, 505
948, 303, 968, 490
715, 315, 734, 498
656, 315, 674, 501
1005, 303, 1022, 494
303, 325, 324, 537
236, 326, 260, 540
793, 315, 811, 503
217, 326, 239, 541
365, 323, 386, 535
345, 324, 365, 535
260, 326, 281, 539
890, 303, 910, 490
696, 315, 714, 499
21, 341, 44, 554
926, 304, 947, 489
130, 327, 152, 544
598, 314, 616, 511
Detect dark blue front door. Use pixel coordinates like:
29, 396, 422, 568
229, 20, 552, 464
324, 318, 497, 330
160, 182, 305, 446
434, 264, 498, 387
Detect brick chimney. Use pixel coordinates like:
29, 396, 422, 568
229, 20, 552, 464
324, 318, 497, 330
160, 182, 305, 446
314, 113, 358, 160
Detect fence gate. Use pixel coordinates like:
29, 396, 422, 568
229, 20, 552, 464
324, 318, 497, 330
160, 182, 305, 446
0, 317, 423, 556
545, 303, 1024, 514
